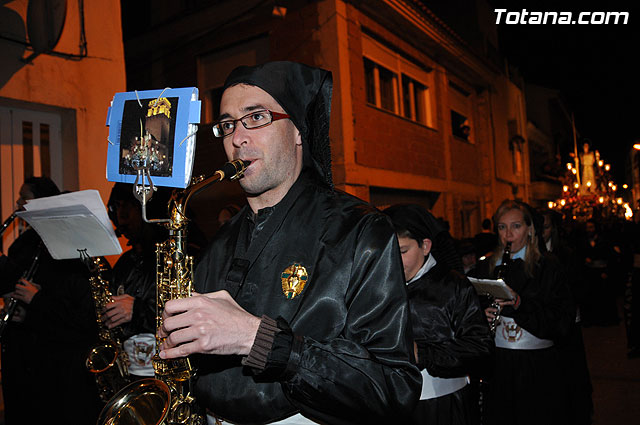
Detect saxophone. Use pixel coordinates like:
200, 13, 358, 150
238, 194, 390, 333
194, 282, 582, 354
97, 159, 250, 425
490, 241, 512, 335
81, 251, 130, 402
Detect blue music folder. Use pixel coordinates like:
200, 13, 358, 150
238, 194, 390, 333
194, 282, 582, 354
105, 87, 201, 188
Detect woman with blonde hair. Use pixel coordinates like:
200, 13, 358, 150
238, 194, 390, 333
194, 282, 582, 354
471, 200, 575, 425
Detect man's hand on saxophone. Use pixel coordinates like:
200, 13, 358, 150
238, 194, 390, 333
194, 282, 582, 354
158, 289, 261, 358
102, 294, 135, 328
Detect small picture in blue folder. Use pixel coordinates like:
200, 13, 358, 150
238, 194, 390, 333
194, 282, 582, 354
106, 87, 201, 188
119, 96, 177, 177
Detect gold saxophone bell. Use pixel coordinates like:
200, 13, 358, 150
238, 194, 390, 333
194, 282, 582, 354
96, 378, 171, 425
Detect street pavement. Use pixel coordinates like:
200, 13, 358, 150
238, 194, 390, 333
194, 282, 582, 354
582, 304, 640, 425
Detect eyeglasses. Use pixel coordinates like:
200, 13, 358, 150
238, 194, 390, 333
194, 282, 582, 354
212, 109, 291, 138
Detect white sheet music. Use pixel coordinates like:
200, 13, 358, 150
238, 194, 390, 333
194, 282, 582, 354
15, 190, 121, 260
467, 277, 514, 300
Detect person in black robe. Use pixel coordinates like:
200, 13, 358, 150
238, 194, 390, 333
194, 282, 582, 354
0, 178, 101, 424
23, 257, 102, 424
578, 219, 618, 326
473, 218, 498, 259
157, 61, 421, 424
471, 200, 575, 425
384, 204, 494, 425
102, 183, 171, 380
457, 238, 477, 275
541, 210, 593, 425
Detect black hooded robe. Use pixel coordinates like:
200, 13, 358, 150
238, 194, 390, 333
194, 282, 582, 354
1, 229, 101, 425
408, 261, 494, 425
193, 175, 421, 424
472, 254, 575, 425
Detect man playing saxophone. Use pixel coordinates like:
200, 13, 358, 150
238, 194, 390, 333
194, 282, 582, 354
158, 61, 421, 424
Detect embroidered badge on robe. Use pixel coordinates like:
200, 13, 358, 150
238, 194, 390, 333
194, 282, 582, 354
502, 321, 522, 342
281, 263, 308, 299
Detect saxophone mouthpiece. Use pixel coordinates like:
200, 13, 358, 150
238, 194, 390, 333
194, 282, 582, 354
220, 159, 251, 181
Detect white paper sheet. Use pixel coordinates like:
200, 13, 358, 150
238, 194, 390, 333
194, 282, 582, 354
15, 190, 122, 260
467, 277, 514, 300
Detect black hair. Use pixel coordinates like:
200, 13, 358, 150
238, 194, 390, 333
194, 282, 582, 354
541, 209, 563, 246
107, 183, 171, 229
457, 238, 476, 256
383, 204, 436, 246
24, 176, 60, 199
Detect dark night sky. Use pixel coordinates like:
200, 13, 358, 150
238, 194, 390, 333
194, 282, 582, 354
490, 0, 638, 182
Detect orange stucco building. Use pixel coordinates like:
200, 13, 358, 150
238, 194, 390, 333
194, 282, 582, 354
0, 0, 126, 249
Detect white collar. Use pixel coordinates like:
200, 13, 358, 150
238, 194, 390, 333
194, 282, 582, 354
496, 245, 526, 266
408, 254, 437, 284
